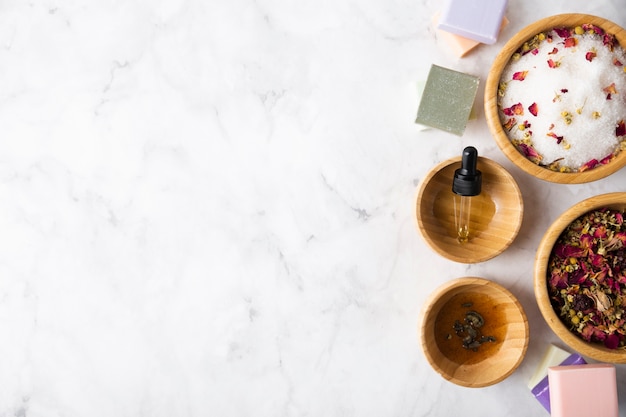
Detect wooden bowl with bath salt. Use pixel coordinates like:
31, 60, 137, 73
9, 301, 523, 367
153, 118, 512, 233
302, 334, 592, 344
535, 193, 626, 363
485, 14, 626, 183
416, 156, 523, 263
420, 277, 529, 388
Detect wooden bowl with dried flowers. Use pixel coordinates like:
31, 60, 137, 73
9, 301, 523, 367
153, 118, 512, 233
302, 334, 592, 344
485, 14, 626, 183
420, 277, 529, 387
535, 192, 626, 363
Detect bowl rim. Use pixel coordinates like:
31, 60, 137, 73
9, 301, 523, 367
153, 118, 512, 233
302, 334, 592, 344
420, 277, 529, 387
485, 13, 626, 184
415, 155, 523, 263
534, 192, 626, 363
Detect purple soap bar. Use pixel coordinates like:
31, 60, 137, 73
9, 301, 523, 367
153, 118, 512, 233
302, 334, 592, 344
531, 353, 586, 413
437, 0, 508, 45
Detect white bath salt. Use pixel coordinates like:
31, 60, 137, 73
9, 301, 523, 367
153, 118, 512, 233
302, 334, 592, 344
498, 25, 626, 172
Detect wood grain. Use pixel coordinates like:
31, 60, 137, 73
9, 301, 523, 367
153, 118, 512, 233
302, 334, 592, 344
485, 14, 626, 184
419, 277, 529, 387
534, 192, 626, 363
416, 156, 523, 263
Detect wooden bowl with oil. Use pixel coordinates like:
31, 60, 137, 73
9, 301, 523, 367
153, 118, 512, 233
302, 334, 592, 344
534, 192, 626, 363
420, 277, 529, 388
485, 14, 626, 183
416, 156, 523, 263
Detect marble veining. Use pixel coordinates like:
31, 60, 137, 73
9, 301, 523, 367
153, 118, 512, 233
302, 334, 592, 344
1, 0, 626, 416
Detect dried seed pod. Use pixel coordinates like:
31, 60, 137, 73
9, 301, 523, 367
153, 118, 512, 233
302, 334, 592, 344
465, 311, 485, 328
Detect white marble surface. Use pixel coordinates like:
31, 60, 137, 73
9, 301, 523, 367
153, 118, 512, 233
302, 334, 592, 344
1, 0, 626, 416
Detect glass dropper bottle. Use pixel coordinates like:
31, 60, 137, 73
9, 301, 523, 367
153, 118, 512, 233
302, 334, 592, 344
452, 146, 482, 244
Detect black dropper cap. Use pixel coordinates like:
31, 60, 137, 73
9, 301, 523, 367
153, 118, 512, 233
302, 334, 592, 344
452, 146, 482, 197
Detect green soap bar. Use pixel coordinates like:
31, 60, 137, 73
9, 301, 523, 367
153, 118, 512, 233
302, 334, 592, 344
415, 64, 479, 136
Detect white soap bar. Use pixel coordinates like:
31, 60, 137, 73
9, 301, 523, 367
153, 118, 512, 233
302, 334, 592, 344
526, 344, 571, 389
548, 364, 618, 417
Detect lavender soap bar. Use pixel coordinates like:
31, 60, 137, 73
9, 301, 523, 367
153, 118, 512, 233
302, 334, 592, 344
437, 0, 508, 45
415, 64, 479, 136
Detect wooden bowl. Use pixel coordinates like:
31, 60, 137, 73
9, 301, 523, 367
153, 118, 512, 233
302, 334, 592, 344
416, 156, 523, 263
485, 14, 626, 183
420, 277, 529, 387
534, 192, 626, 363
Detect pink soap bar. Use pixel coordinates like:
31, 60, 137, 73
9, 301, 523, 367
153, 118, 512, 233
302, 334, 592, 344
437, 0, 508, 45
548, 364, 618, 417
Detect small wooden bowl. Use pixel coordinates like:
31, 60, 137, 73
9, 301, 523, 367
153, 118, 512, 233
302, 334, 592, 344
420, 277, 529, 388
416, 156, 523, 263
534, 192, 626, 363
485, 14, 626, 183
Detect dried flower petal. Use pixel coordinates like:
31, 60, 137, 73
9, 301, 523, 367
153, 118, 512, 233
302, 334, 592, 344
503, 117, 516, 131
580, 159, 599, 172
564, 37, 578, 48
512, 70, 528, 81
582, 24, 605, 36
600, 154, 613, 165
528, 102, 538, 116
604, 333, 621, 349
616, 120, 626, 136
517, 142, 541, 160
603, 33, 616, 51
554, 27, 571, 38
603, 83, 617, 95
613, 57, 623, 66
502, 102, 524, 116
547, 131, 564, 144
547, 58, 561, 68
548, 47, 559, 55
586, 51, 597, 62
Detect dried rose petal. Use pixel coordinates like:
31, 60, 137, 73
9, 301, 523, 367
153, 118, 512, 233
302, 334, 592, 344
616, 120, 625, 136
603, 83, 617, 95
547, 132, 564, 144
580, 326, 607, 343
517, 143, 541, 160
548, 47, 559, 55
528, 102, 538, 116
502, 102, 524, 116
531, 48, 539, 55
585, 51, 597, 62
593, 225, 608, 239
613, 57, 623, 66
512, 71, 528, 81
561, 89, 568, 93
603, 33, 616, 51
547, 59, 559, 68
580, 159, 599, 172
564, 37, 578, 48
582, 24, 605, 36
503, 118, 516, 131
580, 234, 594, 248
554, 242, 586, 258
600, 154, 613, 165
604, 333, 621, 349
554, 27, 571, 38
